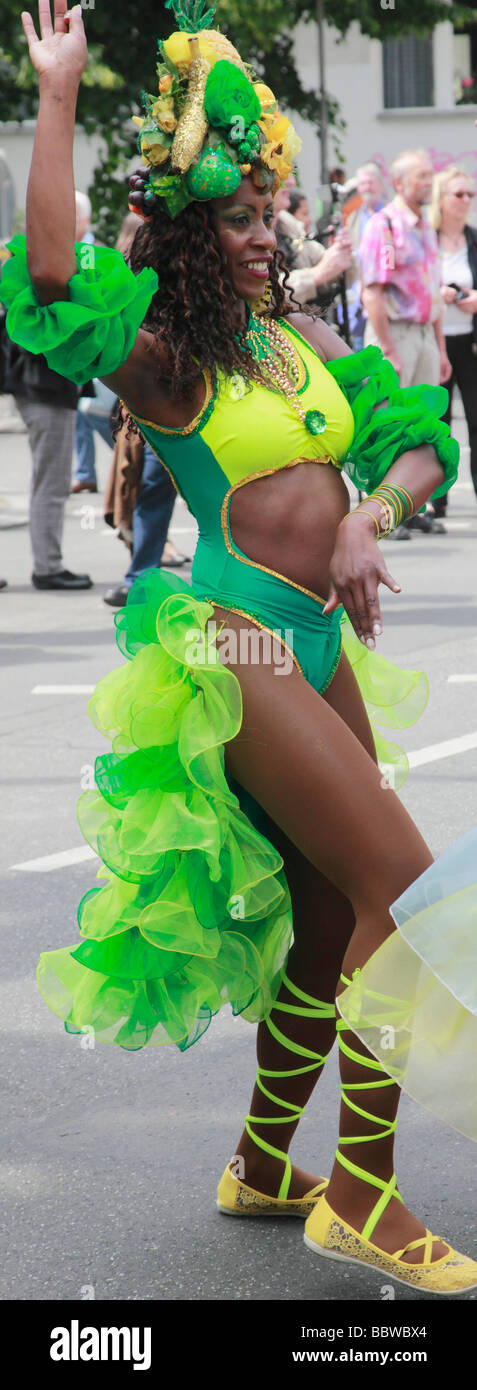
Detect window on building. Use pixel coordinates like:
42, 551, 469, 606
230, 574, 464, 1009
453, 21, 477, 104
382, 35, 434, 109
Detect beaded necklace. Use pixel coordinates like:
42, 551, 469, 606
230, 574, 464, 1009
238, 311, 327, 437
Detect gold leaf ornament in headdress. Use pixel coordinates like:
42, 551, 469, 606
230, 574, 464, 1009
130, 0, 301, 219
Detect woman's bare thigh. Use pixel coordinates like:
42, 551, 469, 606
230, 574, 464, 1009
207, 606, 432, 917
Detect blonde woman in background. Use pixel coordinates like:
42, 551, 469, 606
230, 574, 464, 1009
430, 166, 477, 517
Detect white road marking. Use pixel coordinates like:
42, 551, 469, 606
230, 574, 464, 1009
9, 731, 477, 872
448, 675, 477, 683
10, 846, 97, 872
408, 730, 477, 768
31, 685, 94, 694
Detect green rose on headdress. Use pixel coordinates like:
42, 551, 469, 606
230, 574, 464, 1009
204, 60, 261, 133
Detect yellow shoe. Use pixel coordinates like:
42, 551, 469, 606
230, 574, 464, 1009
217, 1163, 328, 1218
304, 1194, 477, 1294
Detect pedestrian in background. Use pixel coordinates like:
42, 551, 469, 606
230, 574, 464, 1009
345, 162, 386, 350
429, 166, 477, 518
72, 377, 116, 495
360, 149, 451, 536
275, 192, 352, 309
0, 330, 92, 589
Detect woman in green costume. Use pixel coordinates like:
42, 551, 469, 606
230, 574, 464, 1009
3, 0, 477, 1294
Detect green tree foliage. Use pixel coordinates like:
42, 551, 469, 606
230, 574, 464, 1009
0, 0, 471, 241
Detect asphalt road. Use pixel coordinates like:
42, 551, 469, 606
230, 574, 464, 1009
1, 404, 477, 1305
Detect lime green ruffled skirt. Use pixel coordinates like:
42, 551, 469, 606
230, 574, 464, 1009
36, 568, 429, 1052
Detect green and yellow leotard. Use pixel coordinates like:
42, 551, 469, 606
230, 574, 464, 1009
128, 316, 355, 693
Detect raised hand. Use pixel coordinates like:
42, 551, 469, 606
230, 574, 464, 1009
21, 0, 88, 84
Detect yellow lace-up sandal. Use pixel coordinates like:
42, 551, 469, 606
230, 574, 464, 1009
304, 972, 477, 1293
217, 974, 332, 1216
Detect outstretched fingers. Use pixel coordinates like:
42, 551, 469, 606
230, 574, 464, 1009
21, 11, 39, 45
54, 0, 69, 30
38, 0, 54, 37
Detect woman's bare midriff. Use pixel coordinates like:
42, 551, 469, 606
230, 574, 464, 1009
228, 460, 350, 599
132, 374, 350, 599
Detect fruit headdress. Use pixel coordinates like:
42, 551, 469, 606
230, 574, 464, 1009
129, 0, 302, 219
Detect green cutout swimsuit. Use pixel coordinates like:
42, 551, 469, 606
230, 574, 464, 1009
128, 317, 355, 695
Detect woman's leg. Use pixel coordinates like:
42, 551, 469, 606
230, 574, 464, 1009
125, 442, 176, 584
210, 607, 447, 1261
233, 653, 378, 1202
434, 335, 457, 517
449, 333, 477, 504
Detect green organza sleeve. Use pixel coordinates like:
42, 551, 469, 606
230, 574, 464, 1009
0, 233, 158, 386
325, 344, 459, 503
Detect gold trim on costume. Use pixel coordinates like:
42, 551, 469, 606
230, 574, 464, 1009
202, 599, 304, 677
130, 426, 186, 503
220, 459, 337, 607
319, 633, 343, 692
126, 369, 213, 436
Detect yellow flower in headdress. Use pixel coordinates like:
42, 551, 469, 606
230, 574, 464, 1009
151, 96, 177, 135
282, 123, 302, 167
260, 112, 302, 184
140, 135, 171, 168
260, 115, 290, 179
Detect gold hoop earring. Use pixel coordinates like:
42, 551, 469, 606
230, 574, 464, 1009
249, 279, 273, 316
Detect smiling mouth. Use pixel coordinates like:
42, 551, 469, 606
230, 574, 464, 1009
240, 261, 271, 274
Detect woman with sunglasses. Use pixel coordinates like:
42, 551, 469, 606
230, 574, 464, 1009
429, 166, 477, 516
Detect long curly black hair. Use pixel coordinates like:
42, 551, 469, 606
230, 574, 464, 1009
112, 176, 318, 441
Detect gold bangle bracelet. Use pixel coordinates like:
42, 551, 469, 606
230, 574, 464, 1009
375, 483, 414, 519
377, 501, 394, 535
344, 508, 380, 538
370, 494, 400, 532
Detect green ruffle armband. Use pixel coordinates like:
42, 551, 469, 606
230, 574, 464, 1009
326, 345, 459, 503
0, 234, 158, 385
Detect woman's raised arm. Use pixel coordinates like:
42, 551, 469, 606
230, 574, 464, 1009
21, 1, 88, 300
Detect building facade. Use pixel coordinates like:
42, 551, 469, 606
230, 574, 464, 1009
292, 16, 477, 219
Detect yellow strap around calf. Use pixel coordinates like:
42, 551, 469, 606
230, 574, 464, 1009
245, 972, 335, 1201
335, 970, 403, 1243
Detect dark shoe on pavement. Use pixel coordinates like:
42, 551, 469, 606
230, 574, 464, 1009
103, 584, 131, 608
71, 480, 98, 494
406, 514, 433, 534
429, 518, 447, 534
32, 569, 93, 590
0, 578, 7, 589
389, 524, 412, 541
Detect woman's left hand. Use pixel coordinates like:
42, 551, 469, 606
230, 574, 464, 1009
323, 512, 401, 648
455, 289, 477, 314
439, 349, 452, 383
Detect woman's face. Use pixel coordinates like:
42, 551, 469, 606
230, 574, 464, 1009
211, 176, 276, 303
441, 176, 474, 226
